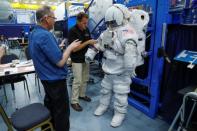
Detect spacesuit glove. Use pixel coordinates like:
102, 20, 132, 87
131, 70, 137, 78
141, 51, 149, 58
85, 47, 98, 63
85, 56, 92, 64
124, 69, 136, 78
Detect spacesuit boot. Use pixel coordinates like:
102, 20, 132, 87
110, 111, 125, 127
94, 104, 108, 116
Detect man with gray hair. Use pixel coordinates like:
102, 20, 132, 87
29, 6, 80, 131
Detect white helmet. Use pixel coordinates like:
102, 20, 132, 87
104, 4, 130, 28
129, 9, 149, 33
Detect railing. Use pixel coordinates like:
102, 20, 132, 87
85, 0, 95, 13
90, 18, 105, 38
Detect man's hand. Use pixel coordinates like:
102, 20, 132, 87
57, 39, 81, 67
59, 39, 66, 48
88, 39, 97, 45
72, 39, 96, 52
67, 39, 81, 52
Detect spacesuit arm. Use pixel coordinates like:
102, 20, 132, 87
94, 33, 105, 51
72, 39, 96, 52
124, 39, 138, 77
85, 33, 105, 62
85, 45, 99, 62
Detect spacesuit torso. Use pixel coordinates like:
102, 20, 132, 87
95, 24, 138, 75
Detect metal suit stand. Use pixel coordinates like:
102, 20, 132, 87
168, 92, 197, 131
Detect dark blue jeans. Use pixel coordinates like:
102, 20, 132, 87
41, 79, 70, 131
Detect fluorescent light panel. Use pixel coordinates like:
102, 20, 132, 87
31, 0, 37, 4
13, 0, 19, 2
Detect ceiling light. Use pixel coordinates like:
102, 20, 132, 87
13, 0, 19, 2
48, 2, 54, 5
31, 1, 37, 4
41, 1, 46, 4
24, 1, 29, 4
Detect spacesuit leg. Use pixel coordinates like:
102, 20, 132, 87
114, 93, 128, 113
111, 75, 131, 127
94, 74, 113, 116
111, 93, 128, 127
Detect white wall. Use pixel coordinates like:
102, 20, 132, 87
54, 2, 66, 21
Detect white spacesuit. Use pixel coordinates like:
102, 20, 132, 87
85, 4, 149, 127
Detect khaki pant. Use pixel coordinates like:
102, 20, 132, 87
71, 62, 89, 104
0, 46, 6, 63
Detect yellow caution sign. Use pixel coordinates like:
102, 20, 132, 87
84, 3, 89, 9
66, 2, 72, 9
11, 3, 57, 10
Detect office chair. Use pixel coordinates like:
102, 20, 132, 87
0, 54, 30, 103
0, 103, 54, 131
24, 47, 41, 94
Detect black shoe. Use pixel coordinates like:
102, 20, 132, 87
71, 103, 83, 112
79, 96, 91, 102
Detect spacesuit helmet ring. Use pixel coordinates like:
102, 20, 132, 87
105, 20, 119, 28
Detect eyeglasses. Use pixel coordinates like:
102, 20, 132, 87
48, 16, 57, 20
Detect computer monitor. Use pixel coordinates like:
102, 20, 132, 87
54, 20, 68, 38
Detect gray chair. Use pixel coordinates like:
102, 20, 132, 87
0, 103, 54, 131
24, 47, 41, 94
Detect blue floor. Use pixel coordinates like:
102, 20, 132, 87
0, 50, 170, 131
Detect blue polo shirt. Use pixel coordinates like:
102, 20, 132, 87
29, 25, 67, 81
